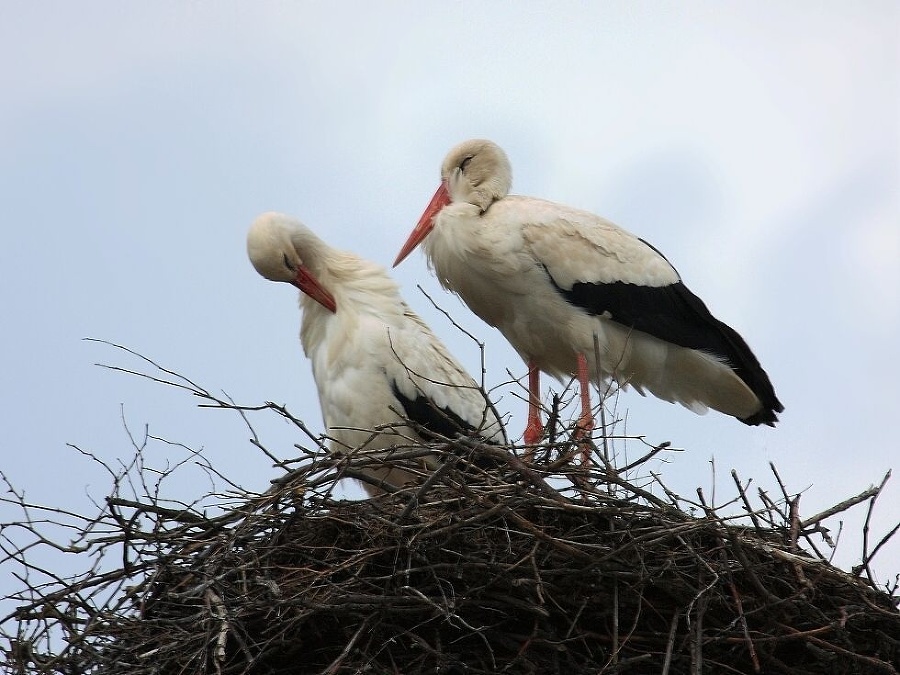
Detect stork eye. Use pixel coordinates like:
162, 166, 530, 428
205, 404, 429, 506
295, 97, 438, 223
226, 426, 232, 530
460, 155, 474, 172
282, 253, 296, 272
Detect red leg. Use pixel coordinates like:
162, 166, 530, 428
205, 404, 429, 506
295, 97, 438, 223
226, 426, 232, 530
523, 360, 543, 448
575, 353, 594, 464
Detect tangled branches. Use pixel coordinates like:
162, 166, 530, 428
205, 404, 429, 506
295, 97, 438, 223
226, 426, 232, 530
1, 345, 899, 674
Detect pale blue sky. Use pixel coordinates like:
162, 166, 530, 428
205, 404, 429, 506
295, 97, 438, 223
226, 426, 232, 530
1, 3, 898, 615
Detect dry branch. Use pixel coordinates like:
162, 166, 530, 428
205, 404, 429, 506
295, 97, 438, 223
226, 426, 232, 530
3, 437, 898, 675
1, 345, 898, 674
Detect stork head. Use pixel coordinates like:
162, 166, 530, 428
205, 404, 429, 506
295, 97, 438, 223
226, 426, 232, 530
442, 139, 512, 211
394, 139, 512, 267
247, 212, 337, 312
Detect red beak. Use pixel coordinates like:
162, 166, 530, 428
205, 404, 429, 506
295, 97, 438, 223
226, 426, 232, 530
393, 181, 451, 267
292, 266, 337, 313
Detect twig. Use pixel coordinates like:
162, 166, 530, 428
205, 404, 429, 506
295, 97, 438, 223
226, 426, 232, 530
324, 618, 370, 675
660, 611, 679, 675
800, 483, 883, 530
859, 470, 894, 585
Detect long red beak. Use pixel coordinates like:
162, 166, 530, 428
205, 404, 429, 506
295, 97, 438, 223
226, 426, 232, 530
293, 266, 337, 313
393, 181, 451, 267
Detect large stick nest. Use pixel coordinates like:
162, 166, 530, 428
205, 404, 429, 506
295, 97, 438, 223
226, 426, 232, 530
2, 343, 898, 673
3, 435, 899, 675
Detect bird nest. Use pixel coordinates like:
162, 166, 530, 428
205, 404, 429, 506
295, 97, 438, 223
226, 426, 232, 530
1, 343, 898, 674
3, 432, 899, 675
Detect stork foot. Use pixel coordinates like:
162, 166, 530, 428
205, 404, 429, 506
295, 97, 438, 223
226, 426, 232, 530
523, 417, 544, 449
523, 360, 544, 458
574, 416, 594, 461
574, 352, 595, 465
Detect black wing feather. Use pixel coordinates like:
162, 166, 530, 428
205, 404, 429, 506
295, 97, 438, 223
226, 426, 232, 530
389, 383, 488, 440
547, 262, 783, 425
390, 383, 505, 469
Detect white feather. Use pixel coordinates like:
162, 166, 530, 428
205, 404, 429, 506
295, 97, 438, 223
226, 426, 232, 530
413, 140, 777, 425
248, 212, 505, 496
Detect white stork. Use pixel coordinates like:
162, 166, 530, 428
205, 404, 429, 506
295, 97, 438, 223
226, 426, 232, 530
394, 139, 783, 447
247, 211, 506, 496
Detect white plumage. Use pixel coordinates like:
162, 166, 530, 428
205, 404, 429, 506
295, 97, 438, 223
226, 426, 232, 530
248, 211, 505, 495
394, 139, 783, 444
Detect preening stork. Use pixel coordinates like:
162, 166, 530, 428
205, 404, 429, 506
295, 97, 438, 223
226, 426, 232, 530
247, 212, 506, 496
394, 139, 783, 446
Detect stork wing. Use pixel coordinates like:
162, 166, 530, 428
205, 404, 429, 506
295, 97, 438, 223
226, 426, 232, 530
519, 204, 782, 423
384, 307, 507, 444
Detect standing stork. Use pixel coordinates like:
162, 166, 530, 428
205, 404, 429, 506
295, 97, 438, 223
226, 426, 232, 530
247, 212, 505, 496
394, 139, 783, 447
